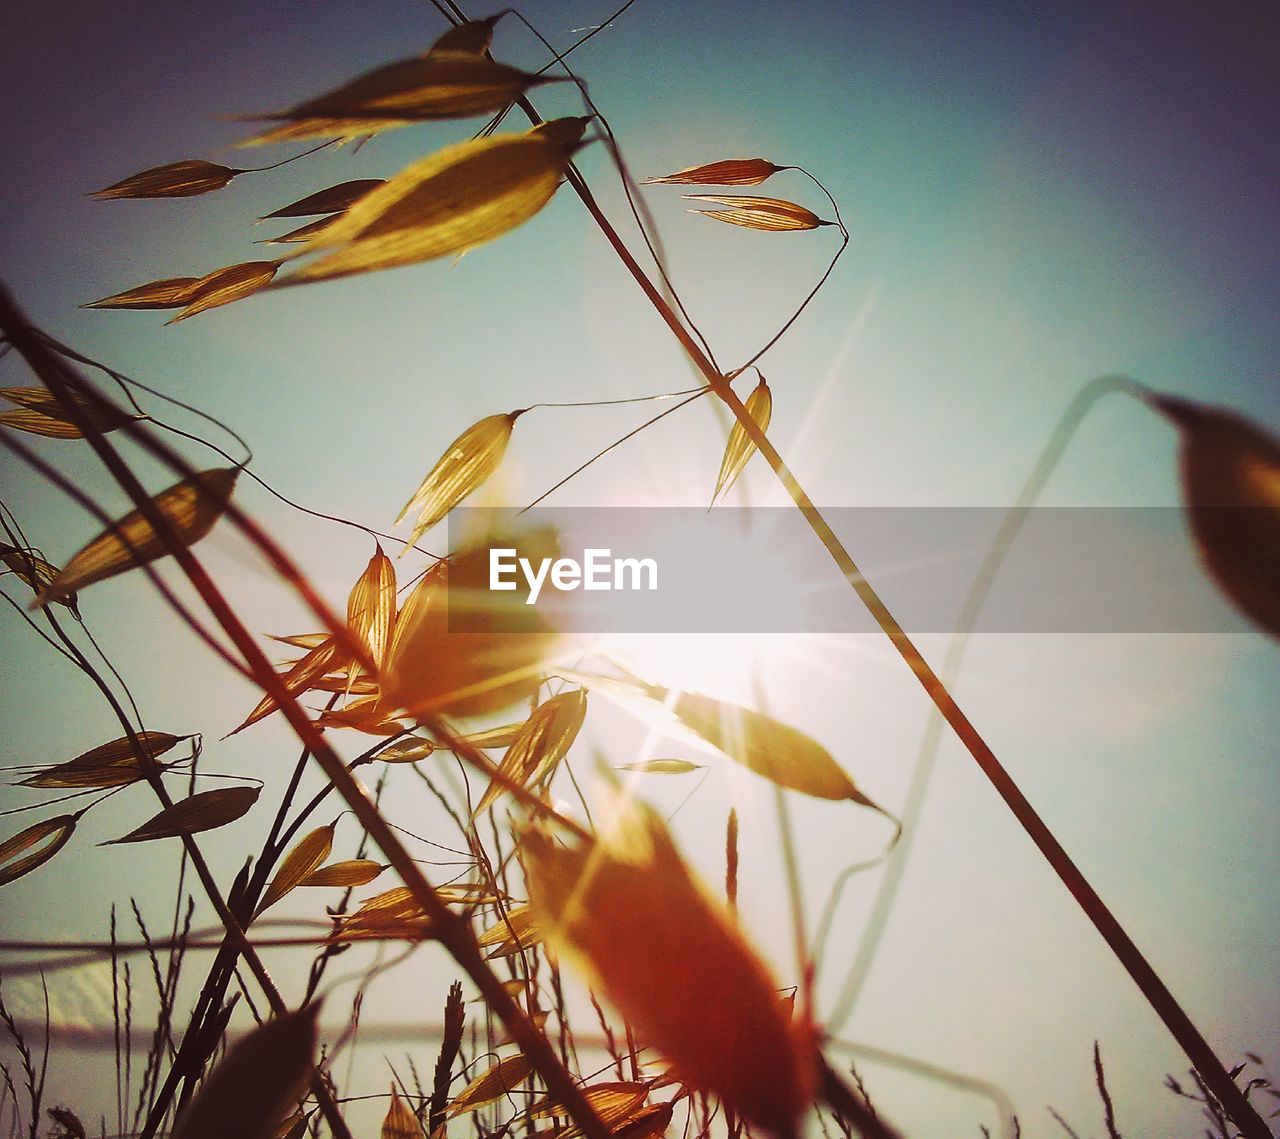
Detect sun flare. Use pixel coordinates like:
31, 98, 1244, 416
589, 513, 822, 700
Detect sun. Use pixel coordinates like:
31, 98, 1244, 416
583, 510, 827, 702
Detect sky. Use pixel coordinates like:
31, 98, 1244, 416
2, 2, 1279, 1137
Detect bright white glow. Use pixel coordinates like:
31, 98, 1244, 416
596, 514, 818, 701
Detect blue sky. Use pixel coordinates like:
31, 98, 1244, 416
2, 2, 1278, 1136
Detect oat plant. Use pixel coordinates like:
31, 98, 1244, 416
1, 6, 1277, 1139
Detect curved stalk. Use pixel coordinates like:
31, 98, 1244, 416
493, 76, 1273, 1139
827, 374, 1148, 1028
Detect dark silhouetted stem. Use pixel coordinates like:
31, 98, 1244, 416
0, 283, 613, 1139
0, 285, 355, 1139
495, 73, 1273, 1139
817, 1056, 904, 1139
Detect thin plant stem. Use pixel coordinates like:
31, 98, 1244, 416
0, 473, 354, 1139
725, 808, 739, 917
518, 384, 704, 411
518, 391, 708, 513
38, 330, 447, 555
0, 284, 614, 1139
489, 61, 1273, 1139
733, 166, 849, 375
0, 431, 254, 680
752, 665, 813, 1020
36, 330, 254, 461
1094, 1042, 1123, 1139
825, 374, 1149, 1028
816, 1058, 903, 1139
505, 6, 722, 372
826, 1036, 1018, 1139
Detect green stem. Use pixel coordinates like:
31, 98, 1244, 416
828, 374, 1147, 1028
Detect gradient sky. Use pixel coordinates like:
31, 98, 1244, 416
2, 2, 1278, 1137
